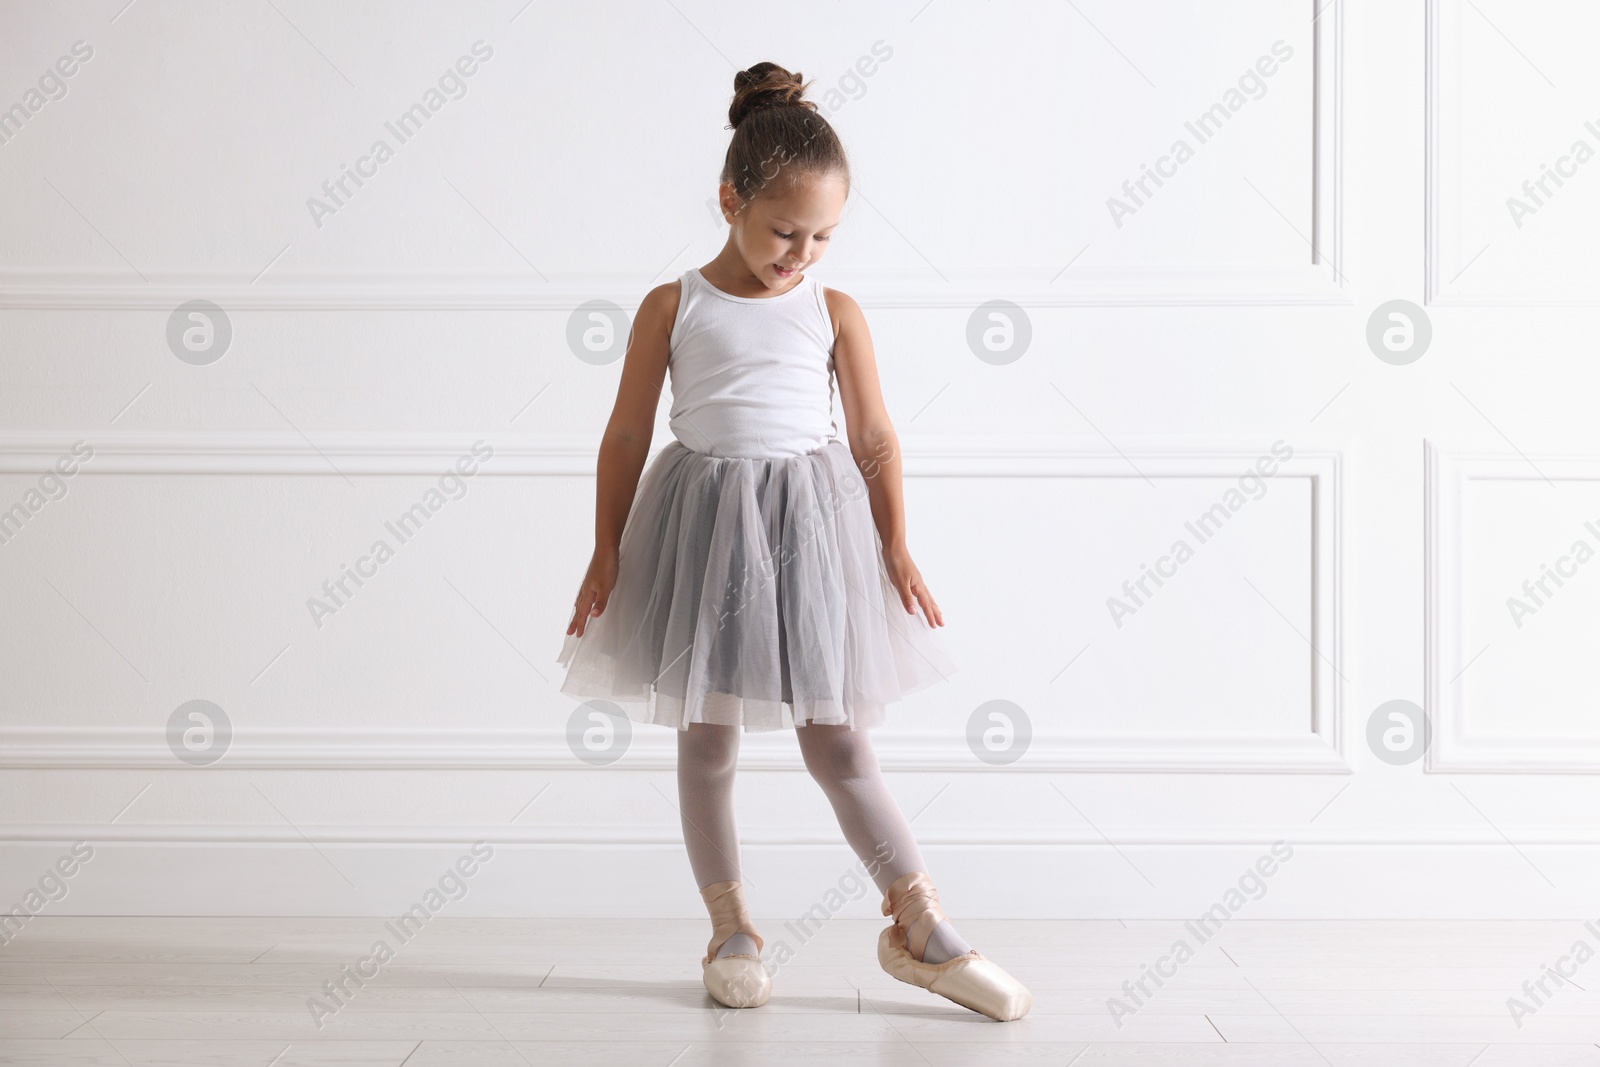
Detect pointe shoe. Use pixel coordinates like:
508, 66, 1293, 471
699, 880, 771, 1008
877, 871, 1031, 1021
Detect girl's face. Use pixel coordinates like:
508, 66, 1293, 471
720, 171, 847, 291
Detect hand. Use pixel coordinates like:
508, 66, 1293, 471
567, 548, 619, 638
882, 544, 944, 627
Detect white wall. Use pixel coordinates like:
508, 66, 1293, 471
2, 0, 1598, 921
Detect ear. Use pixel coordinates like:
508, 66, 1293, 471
718, 181, 745, 224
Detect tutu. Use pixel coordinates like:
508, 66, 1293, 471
556, 438, 957, 731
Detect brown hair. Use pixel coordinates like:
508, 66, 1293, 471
721, 62, 850, 207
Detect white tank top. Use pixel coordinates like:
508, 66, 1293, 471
666, 266, 839, 458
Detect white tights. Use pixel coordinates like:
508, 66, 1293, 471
676, 720, 972, 964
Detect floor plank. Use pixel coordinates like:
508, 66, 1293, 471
1, 917, 1596, 1063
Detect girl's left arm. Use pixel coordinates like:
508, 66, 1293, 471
825, 287, 944, 628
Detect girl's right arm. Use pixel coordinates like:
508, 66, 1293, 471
567, 281, 679, 638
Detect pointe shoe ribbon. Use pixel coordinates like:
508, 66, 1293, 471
880, 869, 948, 961
699, 880, 771, 1008
877, 871, 1032, 1022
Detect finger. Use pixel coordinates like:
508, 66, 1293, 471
913, 587, 932, 625
572, 589, 596, 636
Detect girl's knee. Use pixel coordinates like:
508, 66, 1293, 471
797, 722, 879, 782
680, 722, 740, 776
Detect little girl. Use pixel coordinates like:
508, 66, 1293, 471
557, 61, 1030, 1022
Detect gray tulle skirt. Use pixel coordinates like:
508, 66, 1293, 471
556, 438, 957, 731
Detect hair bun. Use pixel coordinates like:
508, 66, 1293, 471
727, 62, 815, 129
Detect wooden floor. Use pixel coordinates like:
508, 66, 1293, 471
2, 917, 1598, 1064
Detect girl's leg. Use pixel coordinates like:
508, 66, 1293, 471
794, 721, 974, 964
677, 721, 758, 960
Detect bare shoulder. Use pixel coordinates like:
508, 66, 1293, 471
639, 279, 683, 329
821, 285, 866, 344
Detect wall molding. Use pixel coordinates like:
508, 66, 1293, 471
0, 725, 1348, 776
0, 264, 1349, 311
2, 821, 1592, 847
1426, 442, 1600, 771
0, 430, 601, 476
0, 4, 1344, 311
2, 431, 1345, 775
3, 841, 1595, 919
1424, 0, 1592, 306
0, 431, 1340, 472
1425, 0, 1449, 304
